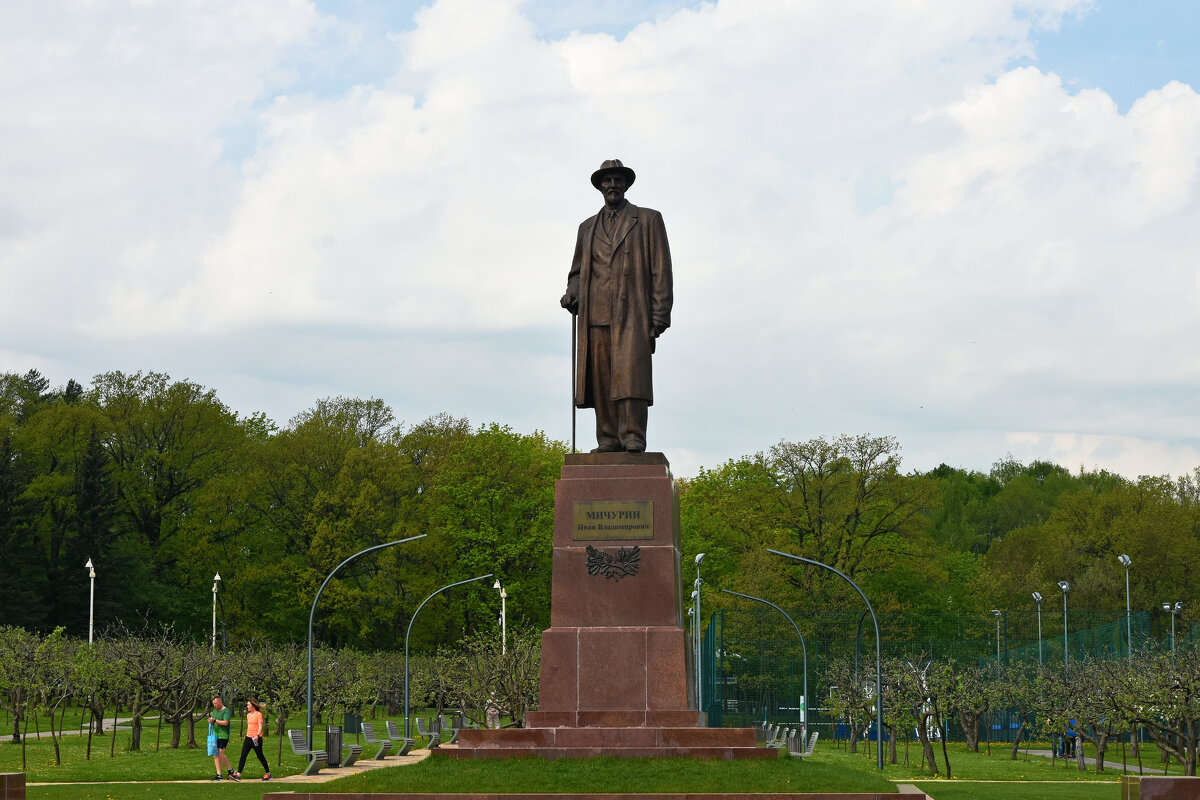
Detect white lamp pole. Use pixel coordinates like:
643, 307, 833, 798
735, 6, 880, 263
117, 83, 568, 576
1032, 592, 1043, 665
1164, 602, 1183, 652
493, 579, 507, 655
694, 553, 705, 713
1118, 555, 1132, 661
211, 573, 221, 654
85, 558, 96, 645
1058, 581, 1070, 672
992, 609, 1002, 677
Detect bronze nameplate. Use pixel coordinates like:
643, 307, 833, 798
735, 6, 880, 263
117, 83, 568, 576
572, 500, 654, 540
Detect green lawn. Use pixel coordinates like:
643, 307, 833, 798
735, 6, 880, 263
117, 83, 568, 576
26, 783, 280, 800
913, 782, 1120, 800
9, 719, 1181, 800
0, 729, 307, 782
818, 738, 1147, 783
321, 752, 897, 794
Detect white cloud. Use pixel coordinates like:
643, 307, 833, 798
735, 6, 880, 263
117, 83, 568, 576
3, 0, 1199, 482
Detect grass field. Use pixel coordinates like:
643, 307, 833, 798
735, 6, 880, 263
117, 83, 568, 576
0, 725, 308, 782
912, 782, 1120, 800
4, 717, 1180, 800
321, 752, 897, 794
25, 783, 283, 800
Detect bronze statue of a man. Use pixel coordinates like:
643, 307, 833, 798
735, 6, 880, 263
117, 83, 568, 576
561, 159, 673, 453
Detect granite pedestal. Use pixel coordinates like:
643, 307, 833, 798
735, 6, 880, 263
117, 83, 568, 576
443, 453, 767, 760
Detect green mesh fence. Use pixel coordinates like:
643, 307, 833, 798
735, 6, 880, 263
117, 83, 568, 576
703, 607, 1156, 738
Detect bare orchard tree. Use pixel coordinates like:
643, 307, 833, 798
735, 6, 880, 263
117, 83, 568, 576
493, 628, 541, 725
0, 626, 36, 748
105, 623, 179, 751
31, 628, 79, 766
444, 629, 540, 728
945, 659, 996, 753
823, 656, 876, 755
890, 653, 949, 777
994, 664, 1056, 761
1062, 656, 1133, 774
156, 639, 218, 749
1103, 645, 1200, 776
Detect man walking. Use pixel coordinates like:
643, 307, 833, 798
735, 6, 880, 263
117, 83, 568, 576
208, 695, 232, 781
561, 159, 673, 453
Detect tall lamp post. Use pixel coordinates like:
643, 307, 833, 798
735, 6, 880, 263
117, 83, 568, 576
991, 609, 1002, 677
307, 534, 427, 749
1118, 554, 1132, 661
211, 573, 221, 654
1032, 592, 1043, 665
770, 548, 883, 771
722, 589, 808, 745
1058, 581, 1070, 672
1164, 602, 1183, 652
694, 553, 705, 715
405, 574, 493, 753
85, 558, 96, 645
493, 579, 507, 655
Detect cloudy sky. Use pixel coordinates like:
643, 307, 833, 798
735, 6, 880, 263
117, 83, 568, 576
2, 0, 1198, 479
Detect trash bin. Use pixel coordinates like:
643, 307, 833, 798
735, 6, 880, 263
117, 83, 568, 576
325, 725, 342, 767
343, 712, 361, 737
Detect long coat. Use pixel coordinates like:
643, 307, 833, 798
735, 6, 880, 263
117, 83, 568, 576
566, 202, 673, 406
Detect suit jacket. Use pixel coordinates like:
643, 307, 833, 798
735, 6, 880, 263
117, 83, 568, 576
566, 202, 673, 405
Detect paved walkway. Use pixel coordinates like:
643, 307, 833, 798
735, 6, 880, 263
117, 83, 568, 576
28, 747, 432, 786
1025, 748, 1167, 774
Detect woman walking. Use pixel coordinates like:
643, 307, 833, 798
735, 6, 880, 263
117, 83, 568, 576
231, 699, 271, 782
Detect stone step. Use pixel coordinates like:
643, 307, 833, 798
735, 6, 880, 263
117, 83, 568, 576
435, 745, 778, 760
457, 727, 757, 750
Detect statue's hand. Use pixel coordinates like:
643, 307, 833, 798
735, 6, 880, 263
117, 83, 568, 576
561, 293, 578, 314
651, 320, 667, 338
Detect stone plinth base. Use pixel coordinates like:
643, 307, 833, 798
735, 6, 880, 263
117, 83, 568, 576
436, 726, 774, 760
0, 774, 23, 800
446, 456, 765, 760
1121, 774, 1200, 799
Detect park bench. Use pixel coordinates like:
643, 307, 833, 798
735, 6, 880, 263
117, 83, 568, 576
414, 717, 442, 749
385, 720, 417, 756
789, 730, 819, 758
439, 714, 459, 744
769, 727, 792, 748
286, 729, 328, 776
360, 722, 392, 760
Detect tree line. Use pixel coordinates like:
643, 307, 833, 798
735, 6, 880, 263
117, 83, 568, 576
825, 644, 1200, 776
0, 624, 539, 771
3, 368, 1199, 649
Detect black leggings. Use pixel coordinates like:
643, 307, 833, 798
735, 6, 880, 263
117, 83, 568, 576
237, 736, 269, 774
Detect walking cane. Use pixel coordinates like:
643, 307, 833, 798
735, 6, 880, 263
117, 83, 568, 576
571, 311, 577, 453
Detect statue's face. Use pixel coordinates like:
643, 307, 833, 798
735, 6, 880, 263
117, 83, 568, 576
600, 172, 627, 204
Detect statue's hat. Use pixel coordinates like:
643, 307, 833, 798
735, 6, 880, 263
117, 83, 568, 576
591, 159, 636, 190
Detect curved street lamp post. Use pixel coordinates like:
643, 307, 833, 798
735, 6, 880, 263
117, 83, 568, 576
404, 574, 494, 753
306, 534, 427, 749
769, 549, 883, 771
722, 589, 808, 745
